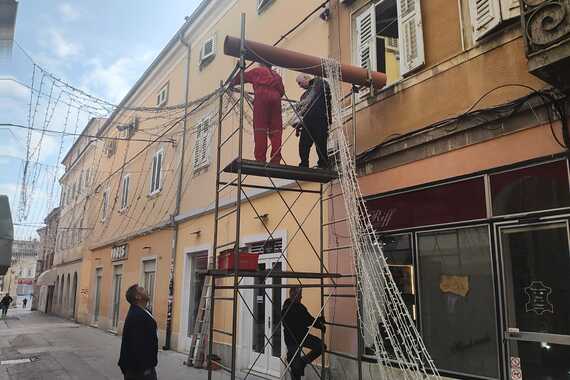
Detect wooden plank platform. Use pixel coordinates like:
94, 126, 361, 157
223, 158, 337, 183
204, 269, 342, 279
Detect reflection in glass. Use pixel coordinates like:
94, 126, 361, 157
253, 263, 266, 354
418, 227, 499, 378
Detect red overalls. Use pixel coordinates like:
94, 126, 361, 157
234, 66, 285, 164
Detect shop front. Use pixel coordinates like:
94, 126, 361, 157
364, 156, 570, 380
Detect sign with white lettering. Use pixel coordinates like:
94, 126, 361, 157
112, 244, 128, 261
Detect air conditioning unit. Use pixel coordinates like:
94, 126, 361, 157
522, 0, 570, 90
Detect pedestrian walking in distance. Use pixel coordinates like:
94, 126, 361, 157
231, 61, 285, 164
22, 297, 28, 309
0, 294, 13, 319
282, 287, 326, 380
118, 284, 158, 380
294, 74, 331, 169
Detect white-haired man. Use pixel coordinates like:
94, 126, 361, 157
294, 74, 331, 169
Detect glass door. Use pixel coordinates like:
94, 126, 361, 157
249, 260, 283, 377
112, 265, 123, 329
93, 268, 103, 323
499, 220, 570, 380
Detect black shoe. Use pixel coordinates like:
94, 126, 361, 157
298, 162, 309, 168
292, 357, 307, 376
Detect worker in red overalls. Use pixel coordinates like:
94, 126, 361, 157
232, 62, 285, 164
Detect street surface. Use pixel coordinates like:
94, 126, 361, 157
0, 309, 209, 380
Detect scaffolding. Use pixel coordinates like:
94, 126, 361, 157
204, 13, 364, 380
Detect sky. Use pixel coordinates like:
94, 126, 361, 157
0, 0, 202, 240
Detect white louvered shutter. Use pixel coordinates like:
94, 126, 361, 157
469, 0, 502, 40
192, 117, 212, 171
397, 0, 425, 76
355, 6, 376, 99
501, 0, 520, 20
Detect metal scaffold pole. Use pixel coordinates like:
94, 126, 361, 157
207, 80, 225, 380
229, 12, 247, 380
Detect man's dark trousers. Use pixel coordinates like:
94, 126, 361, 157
299, 124, 328, 168
286, 334, 325, 379
123, 368, 157, 380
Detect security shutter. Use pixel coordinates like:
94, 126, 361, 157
192, 117, 212, 171
500, 0, 520, 21
355, 6, 376, 99
397, 0, 425, 76
469, 0, 502, 40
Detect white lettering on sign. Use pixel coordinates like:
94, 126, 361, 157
112, 244, 128, 261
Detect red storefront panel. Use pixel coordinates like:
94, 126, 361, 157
365, 177, 487, 231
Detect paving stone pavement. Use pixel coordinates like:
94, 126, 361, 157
0, 309, 213, 380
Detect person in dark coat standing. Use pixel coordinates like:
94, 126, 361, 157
282, 287, 326, 380
0, 294, 13, 319
294, 74, 332, 169
118, 284, 158, 380
231, 62, 285, 164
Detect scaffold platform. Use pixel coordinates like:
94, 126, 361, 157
224, 158, 337, 183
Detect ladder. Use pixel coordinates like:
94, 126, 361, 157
186, 275, 212, 368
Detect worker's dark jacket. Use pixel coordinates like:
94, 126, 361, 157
0, 295, 12, 306
282, 298, 317, 348
118, 305, 158, 374
298, 78, 331, 129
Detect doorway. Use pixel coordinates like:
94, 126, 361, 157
93, 268, 103, 323
112, 265, 123, 330
246, 255, 284, 377
498, 219, 570, 380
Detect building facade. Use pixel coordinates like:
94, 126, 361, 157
328, 0, 570, 379
69, 4, 331, 372
1, 239, 39, 307
34, 207, 60, 312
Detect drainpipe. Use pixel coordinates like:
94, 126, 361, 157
164, 31, 191, 350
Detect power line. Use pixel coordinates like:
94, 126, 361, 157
0, 123, 176, 144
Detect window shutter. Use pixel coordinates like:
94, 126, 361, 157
469, 0, 502, 41
500, 0, 520, 21
397, 0, 425, 76
192, 117, 212, 171
355, 6, 376, 99
150, 155, 157, 192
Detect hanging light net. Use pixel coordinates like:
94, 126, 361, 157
321, 57, 440, 380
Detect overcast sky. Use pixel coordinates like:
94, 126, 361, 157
0, 0, 201, 239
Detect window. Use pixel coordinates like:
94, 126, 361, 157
150, 150, 164, 194
467, 0, 520, 41
257, 0, 274, 14
417, 226, 499, 378
84, 168, 90, 188
192, 117, 212, 172
200, 36, 216, 64
156, 83, 169, 106
120, 175, 130, 210
142, 259, 156, 312
77, 174, 82, 196
354, 0, 425, 93
101, 189, 109, 221
104, 139, 117, 157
